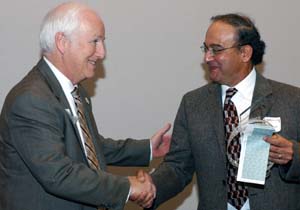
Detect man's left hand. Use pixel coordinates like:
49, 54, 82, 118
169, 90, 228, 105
264, 134, 294, 164
150, 123, 172, 158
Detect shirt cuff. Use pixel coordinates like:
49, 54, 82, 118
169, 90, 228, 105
126, 187, 131, 202
149, 140, 153, 161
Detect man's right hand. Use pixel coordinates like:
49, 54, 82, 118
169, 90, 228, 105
128, 170, 156, 208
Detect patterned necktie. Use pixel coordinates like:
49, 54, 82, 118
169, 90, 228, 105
72, 87, 100, 171
224, 88, 248, 210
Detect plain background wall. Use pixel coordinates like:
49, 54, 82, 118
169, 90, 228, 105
1, 1, 300, 209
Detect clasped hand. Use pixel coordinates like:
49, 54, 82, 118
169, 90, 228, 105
128, 170, 155, 208
264, 134, 294, 164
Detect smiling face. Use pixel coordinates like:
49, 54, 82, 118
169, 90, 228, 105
62, 10, 105, 84
204, 21, 252, 86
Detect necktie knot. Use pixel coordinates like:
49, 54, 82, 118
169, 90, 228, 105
71, 87, 80, 101
225, 87, 238, 101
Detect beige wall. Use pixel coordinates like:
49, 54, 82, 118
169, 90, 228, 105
1, 1, 300, 209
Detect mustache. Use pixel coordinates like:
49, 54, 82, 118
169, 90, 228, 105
206, 61, 220, 68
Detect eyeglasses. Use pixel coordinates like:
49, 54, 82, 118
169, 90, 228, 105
200, 42, 242, 56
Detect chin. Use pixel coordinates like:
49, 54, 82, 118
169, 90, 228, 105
86, 69, 96, 78
209, 72, 219, 82
85, 74, 95, 80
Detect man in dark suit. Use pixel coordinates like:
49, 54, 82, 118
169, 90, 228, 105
0, 2, 171, 210
144, 13, 300, 210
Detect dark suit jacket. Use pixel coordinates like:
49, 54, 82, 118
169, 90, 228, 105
149, 72, 300, 210
0, 59, 150, 210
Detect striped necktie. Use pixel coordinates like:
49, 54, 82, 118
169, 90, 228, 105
72, 87, 100, 171
224, 88, 248, 210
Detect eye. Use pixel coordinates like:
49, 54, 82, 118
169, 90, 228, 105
90, 38, 100, 45
211, 46, 225, 53
89, 37, 105, 45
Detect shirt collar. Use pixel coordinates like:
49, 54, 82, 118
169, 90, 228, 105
221, 68, 256, 101
43, 56, 75, 94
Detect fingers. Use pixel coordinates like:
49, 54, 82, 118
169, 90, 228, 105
154, 134, 172, 157
136, 183, 156, 208
159, 123, 171, 135
264, 134, 293, 164
265, 134, 289, 146
151, 123, 172, 158
128, 171, 156, 208
152, 123, 171, 142
269, 151, 290, 163
136, 170, 146, 183
162, 134, 172, 145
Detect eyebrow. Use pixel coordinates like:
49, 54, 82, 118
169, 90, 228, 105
205, 43, 224, 48
98, 35, 105, 40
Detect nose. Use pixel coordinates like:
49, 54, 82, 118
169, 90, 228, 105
204, 50, 214, 63
95, 41, 105, 60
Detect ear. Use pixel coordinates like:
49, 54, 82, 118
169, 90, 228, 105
240, 45, 253, 63
55, 32, 67, 55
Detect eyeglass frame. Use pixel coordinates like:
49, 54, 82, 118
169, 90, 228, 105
200, 42, 244, 56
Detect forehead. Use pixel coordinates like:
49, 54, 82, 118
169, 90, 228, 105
79, 10, 105, 37
205, 21, 237, 45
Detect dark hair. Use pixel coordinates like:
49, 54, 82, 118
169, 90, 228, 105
211, 13, 265, 65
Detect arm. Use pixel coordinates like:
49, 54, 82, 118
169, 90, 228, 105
265, 134, 300, 182
8, 93, 130, 209
147, 96, 195, 209
263, 86, 300, 182
99, 135, 151, 166
82, 86, 171, 166
94, 122, 171, 167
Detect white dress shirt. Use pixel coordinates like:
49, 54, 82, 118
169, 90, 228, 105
222, 68, 256, 210
44, 57, 88, 155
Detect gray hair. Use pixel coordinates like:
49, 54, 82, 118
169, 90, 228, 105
39, 2, 88, 53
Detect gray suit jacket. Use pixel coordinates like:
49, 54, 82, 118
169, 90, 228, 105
149, 72, 300, 210
0, 59, 150, 210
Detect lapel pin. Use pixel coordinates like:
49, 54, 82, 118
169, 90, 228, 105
65, 108, 78, 124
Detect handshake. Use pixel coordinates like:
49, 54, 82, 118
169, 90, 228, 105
128, 170, 156, 208
127, 123, 172, 208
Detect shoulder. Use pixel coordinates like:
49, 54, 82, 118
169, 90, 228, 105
255, 73, 300, 104
259, 77, 300, 111
182, 83, 219, 103
261, 77, 300, 104
3, 68, 58, 115
256, 72, 300, 95
268, 79, 300, 95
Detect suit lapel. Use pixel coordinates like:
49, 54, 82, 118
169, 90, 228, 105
208, 84, 227, 165
37, 59, 87, 156
37, 59, 70, 109
250, 72, 274, 119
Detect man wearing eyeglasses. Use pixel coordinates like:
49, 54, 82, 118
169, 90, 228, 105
143, 13, 300, 210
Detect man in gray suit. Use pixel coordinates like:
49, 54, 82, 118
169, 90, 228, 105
144, 13, 300, 210
0, 2, 171, 210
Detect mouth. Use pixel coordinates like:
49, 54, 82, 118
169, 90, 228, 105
88, 60, 97, 67
207, 64, 219, 72
207, 61, 219, 71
